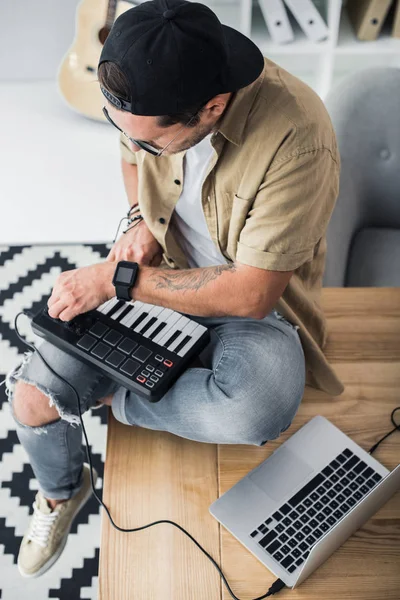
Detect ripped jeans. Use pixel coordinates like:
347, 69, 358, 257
5, 310, 305, 501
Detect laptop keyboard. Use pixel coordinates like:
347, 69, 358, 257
249, 448, 382, 574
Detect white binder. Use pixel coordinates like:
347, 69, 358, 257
283, 0, 329, 42
258, 0, 294, 43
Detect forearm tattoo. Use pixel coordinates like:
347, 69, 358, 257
149, 262, 237, 292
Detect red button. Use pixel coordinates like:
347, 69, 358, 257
136, 375, 146, 383
163, 359, 173, 367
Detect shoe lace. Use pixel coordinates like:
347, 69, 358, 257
27, 502, 59, 547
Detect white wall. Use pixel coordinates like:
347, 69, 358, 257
0, 1, 130, 245
0, 0, 81, 81
0, 81, 127, 245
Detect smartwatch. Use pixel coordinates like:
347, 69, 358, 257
112, 261, 139, 301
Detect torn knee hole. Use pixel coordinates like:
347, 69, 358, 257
4, 353, 81, 430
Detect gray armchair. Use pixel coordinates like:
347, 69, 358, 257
323, 67, 400, 287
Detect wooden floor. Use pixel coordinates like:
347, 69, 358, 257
99, 288, 400, 600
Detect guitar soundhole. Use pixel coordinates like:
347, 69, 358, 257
98, 27, 111, 45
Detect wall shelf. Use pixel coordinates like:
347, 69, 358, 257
206, 0, 400, 99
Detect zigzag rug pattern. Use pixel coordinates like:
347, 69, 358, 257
0, 244, 112, 599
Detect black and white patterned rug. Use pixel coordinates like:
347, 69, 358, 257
0, 244, 112, 599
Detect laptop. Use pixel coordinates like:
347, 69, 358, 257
209, 415, 400, 588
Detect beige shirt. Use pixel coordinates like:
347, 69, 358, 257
119, 57, 345, 397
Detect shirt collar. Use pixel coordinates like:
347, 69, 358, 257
215, 59, 266, 147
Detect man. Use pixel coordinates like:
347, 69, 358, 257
6, 0, 344, 579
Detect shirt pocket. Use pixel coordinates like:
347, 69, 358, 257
226, 194, 254, 260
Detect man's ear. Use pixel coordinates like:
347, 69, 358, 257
205, 93, 232, 118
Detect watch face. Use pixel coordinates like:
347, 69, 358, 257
117, 266, 133, 284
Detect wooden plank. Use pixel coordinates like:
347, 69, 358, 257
99, 416, 221, 600
219, 289, 400, 599
320, 288, 400, 362
323, 318, 400, 362
320, 288, 400, 317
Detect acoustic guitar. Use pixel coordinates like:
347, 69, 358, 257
58, 0, 135, 121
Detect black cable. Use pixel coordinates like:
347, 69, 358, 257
13, 311, 285, 600
368, 406, 400, 455
112, 216, 129, 244
112, 206, 143, 243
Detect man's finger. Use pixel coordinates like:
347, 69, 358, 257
47, 294, 60, 308
58, 307, 78, 322
47, 299, 68, 320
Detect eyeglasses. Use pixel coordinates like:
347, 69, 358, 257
102, 105, 201, 157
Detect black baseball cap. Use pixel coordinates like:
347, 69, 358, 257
98, 0, 264, 116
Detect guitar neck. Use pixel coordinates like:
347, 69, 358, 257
105, 0, 118, 29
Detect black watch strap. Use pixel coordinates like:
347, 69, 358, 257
115, 284, 132, 301
112, 261, 139, 301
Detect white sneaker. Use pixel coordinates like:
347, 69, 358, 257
17, 463, 98, 578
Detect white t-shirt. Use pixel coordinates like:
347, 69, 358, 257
170, 133, 228, 269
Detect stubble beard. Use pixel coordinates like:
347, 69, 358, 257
168, 120, 218, 155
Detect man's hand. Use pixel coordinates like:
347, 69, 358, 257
47, 262, 115, 322
107, 218, 163, 266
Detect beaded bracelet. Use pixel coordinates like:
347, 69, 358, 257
123, 216, 144, 235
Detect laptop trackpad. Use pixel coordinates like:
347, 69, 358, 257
248, 447, 313, 503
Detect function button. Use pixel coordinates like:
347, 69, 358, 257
265, 540, 280, 554
155, 354, 164, 362
163, 359, 173, 367
250, 530, 259, 538
103, 330, 123, 347
155, 369, 164, 377
150, 375, 159, 382
120, 358, 141, 377
77, 334, 97, 351
353, 460, 367, 474
136, 375, 146, 383
157, 363, 168, 373
145, 381, 155, 388
259, 524, 268, 534
281, 555, 294, 569
343, 456, 359, 471
258, 530, 277, 548
363, 466, 374, 479
146, 364, 155, 372
105, 350, 125, 368
132, 346, 152, 363
89, 322, 109, 338
117, 338, 138, 355
91, 341, 111, 360
280, 504, 291, 516
322, 465, 333, 477
141, 370, 150, 377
